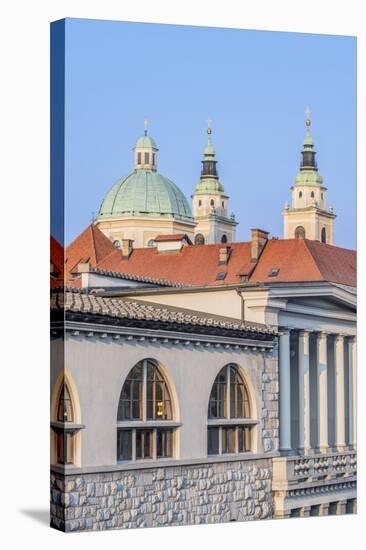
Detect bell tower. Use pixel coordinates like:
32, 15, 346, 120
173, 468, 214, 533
283, 109, 336, 244
192, 120, 237, 245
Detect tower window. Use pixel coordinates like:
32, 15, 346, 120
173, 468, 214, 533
221, 234, 228, 244
311, 191, 315, 198
144, 152, 149, 164
210, 199, 215, 206
321, 193, 324, 199
222, 201, 225, 208
198, 200, 202, 207
321, 227, 327, 244
152, 153, 155, 165
295, 226, 306, 239
299, 191, 303, 198
137, 152, 142, 165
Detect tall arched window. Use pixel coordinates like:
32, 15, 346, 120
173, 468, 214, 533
117, 360, 176, 462
311, 191, 315, 198
221, 234, 228, 244
207, 365, 253, 456
321, 227, 327, 243
53, 382, 79, 465
210, 199, 215, 206
299, 191, 303, 198
295, 226, 306, 239
195, 233, 205, 245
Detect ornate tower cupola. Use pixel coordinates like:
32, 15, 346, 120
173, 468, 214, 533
283, 109, 336, 244
133, 119, 158, 171
192, 120, 237, 245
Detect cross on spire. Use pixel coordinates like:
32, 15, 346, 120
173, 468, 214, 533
207, 116, 212, 135
305, 107, 311, 127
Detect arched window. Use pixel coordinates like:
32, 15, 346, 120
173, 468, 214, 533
221, 234, 228, 244
117, 360, 175, 462
299, 191, 303, 198
198, 200, 202, 207
195, 233, 205, 245
207, 365, 252, 456
311, 191, 315, 198
113, 240, 121, 249
147, 238, 156, 248
54, 382, 78, 465
144, 152, 149, 164
210, 199, 215, 206
321, 227, 327, 243
295, 226, 306, 239
137, 152, 142, 165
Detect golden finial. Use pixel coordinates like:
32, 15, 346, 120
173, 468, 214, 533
144, 118, 148, 135
207, 116, 212, 135
305, 107, 311, 127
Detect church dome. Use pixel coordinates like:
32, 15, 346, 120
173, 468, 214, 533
135, 135, 157, 149
97, 169, 193, 222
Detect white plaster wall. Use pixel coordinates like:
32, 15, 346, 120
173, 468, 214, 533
53, 336, 267, 468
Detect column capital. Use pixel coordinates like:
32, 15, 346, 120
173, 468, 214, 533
335, 333, 346, 342
278, 327, 290, 336
298, 329, 311, 337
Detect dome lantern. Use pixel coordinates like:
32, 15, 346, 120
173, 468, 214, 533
133, 120, 159, 171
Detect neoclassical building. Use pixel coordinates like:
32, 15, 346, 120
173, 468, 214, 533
95, 123, 237, 248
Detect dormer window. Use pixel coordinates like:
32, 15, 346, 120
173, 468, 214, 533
137, 152, 141, 165
144, 152, 149, 164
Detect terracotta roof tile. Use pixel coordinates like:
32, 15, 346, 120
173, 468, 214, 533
65, 224, 116, 284
96, 242, 254, 287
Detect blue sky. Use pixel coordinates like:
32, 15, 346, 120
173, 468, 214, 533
62, 19, 356, 248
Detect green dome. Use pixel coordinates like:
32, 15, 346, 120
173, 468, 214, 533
97, 169, 193, 222
135, 135, 157, 149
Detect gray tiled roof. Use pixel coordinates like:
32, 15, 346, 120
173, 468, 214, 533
51, 288, 277, 336
87, 266, 190, 288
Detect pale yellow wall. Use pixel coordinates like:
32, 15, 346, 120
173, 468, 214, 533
283, 209, 334, 244
96, 217, 196, 248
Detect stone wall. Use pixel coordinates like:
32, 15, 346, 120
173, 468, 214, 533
261, 350, 279, 453
51, 458, 273, 532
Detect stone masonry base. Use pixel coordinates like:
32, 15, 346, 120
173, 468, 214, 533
51, 458, 273, 532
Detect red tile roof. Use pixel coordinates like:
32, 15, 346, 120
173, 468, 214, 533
154, 233, 192, 243
65, 224, 116, 284
95, 237, 356, 288
250, 239, 356, 287
96, 242, 255, 286
50, 236, 64, 288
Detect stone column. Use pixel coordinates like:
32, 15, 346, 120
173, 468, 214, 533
334, 335, 346, 450
279, 329, 292, 453
316, 332, 328, 452
298, 330, 311, 454
318, 503, 329, 516
348, 337, 357, 449
336, 500, 347, 515
300, 506, 311, 518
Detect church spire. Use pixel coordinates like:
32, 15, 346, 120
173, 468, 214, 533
201, 119, 218, 178
300, 107, 318, 171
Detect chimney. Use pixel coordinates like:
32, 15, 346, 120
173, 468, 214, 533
218, 246, 231, 265
77, 261, 90, 273
251, 228, 269, 262
121, 239, 134, 259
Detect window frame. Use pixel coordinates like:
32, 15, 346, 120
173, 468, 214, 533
207, 364, 256, 457
117, 359, 178, 463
